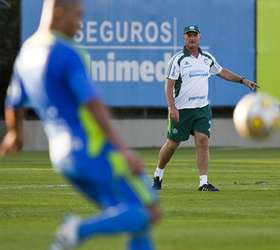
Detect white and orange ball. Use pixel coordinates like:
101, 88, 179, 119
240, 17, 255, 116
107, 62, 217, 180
233, 93, 280, 140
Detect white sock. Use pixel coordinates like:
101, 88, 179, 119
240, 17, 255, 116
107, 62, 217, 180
199, 175, 208, 187
154, 167, 164, 180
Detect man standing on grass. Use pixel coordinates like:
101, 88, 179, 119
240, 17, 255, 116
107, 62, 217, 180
0, 0, 160, 250
152, 25, 258, 191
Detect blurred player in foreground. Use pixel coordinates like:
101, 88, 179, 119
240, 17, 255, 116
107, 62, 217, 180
0, 0, 160, 249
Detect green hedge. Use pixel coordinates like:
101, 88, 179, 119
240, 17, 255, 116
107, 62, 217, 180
257, 0, 280, 100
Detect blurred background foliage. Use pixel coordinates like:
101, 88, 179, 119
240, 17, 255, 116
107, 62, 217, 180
0, 0, 20, 118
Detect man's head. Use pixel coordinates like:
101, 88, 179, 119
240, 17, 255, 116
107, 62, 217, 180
40, 0, 83, 38
183, 25, 201, 49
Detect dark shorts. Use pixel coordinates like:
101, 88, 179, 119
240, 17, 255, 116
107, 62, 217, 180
167, 105, 212, 142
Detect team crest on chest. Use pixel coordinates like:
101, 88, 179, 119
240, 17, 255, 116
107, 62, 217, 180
204, 58, 211, 66
172, 128, 178, 134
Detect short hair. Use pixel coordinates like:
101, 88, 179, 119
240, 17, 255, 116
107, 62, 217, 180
39, 0, 81, 30
53, 0, 81, 7
44, 0, 80, 8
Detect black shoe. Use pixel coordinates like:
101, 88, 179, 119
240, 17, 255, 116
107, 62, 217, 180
198, 183, 219, 192
152, 177, 162, 190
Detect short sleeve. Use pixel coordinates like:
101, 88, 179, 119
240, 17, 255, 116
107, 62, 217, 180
166, 55, 180, 80
5, 65, 28, 109
208, 53, 223, 75
66, 49, 98, 104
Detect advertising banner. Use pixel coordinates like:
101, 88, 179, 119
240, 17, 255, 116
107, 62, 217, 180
22, 0, 255, 107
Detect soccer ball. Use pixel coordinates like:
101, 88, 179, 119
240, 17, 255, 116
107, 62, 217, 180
233, 93, 280, 140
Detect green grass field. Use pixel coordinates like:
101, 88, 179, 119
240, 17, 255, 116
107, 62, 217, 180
0, 148, 280, 250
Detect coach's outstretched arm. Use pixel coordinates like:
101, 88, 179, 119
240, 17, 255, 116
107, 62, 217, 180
218, 68, 259, 90
0, 108, 24, 156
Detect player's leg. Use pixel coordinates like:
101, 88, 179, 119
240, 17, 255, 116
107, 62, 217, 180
153, 109, 190, 190
80, 207, 156, 250
76, 177, 158, 240
194, 131, 209, 179
127, 231, 154, 250
76, 153, 159, 250
50, 195, 153, 250
50, 150, 159, 250
152, 139, 179, 189
78, 204, 150, 238
192, 105, 219, 191
157, 139, 180, 169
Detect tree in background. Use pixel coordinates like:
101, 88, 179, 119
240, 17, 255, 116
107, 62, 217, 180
0, 0, 19, 119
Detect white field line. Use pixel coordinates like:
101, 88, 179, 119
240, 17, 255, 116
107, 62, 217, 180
0, 184, 71, 190
0, 168, 52, 171
146, 160, 280, 164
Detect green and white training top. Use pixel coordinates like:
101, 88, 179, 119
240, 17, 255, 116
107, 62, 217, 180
167, 47, 222, 109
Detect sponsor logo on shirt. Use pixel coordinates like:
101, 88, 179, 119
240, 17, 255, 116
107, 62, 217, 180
188, 96, 206, 101
189, 70, 208, 77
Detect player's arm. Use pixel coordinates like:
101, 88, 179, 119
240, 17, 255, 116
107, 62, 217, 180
66, 50, 144, 175
166, 78, 179, 122
218, 68, 258, 90
166, 55, 180, 122
0, 64, 27, 157
0, 108, 24, 156
84, 98, 144, 175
